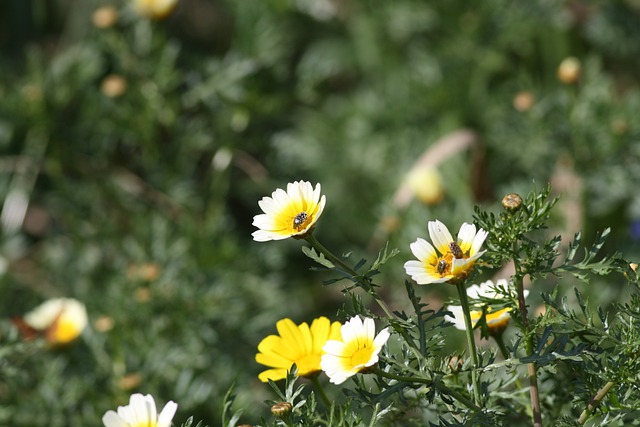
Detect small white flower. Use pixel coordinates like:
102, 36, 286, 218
404, 220, 488, 285
446, 279, 529, 333
23, 298, 88, 344
102, 393, 178, 427
252, 181, 326, 242
320, 316, 390, 385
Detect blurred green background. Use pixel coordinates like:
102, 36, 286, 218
1, 0, 640, 425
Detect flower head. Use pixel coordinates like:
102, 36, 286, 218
252, 181, 326, 242
404, 220, 488, 285
23, 298, 88, 345
102, 393, 177, 427
320, 316, 390, 385
133, 0, 179, 20
256, 317, 341, 382
446, 279, 528, 335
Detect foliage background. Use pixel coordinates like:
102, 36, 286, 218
0, 0, 639, 425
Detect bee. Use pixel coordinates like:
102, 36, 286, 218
449, 242, 463, 259
293, 212, 308, 229
437, 259, 449, 275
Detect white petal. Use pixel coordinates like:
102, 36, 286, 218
157, 401, 178, 427
252, 214, 277, 230
428, 220, 454, 255
102, 411, 127, 427
445, 305, 467, 330
456, 223, 477, 253
466, 284, 482, 299
409, 238, 436, 262
470, 228, 488, 256
372, 327, 390, 349
322, 340, 345, 355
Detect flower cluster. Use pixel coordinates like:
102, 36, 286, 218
256, 315, 389, 385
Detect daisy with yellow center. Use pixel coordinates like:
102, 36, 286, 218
23, 298, 88, 345
252, 181, 326, 242
320, 316, 390, 385
446, 279, 529, 335
404, 220, 488, 285
256, 317, 342, 382
102, 393, 178, 427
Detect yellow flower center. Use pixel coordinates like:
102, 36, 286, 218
350, 346, 374, 368
51, 317, 81, 344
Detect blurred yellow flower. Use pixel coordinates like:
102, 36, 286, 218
404, 220, 487, 285
557, 56, 581, 84
405, 167, 443, 205
320, 316, 390, 385
133, 0, 179, 20
252, 180, 326, 242
23, 298, 88, 345
446, 279, 528, 335
256, 317, 341, 382
102, 393, 177, 427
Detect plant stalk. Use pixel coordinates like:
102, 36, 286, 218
310, 375, 331, 409
577, 381, 615, 425
455, 282, 483, 406
513, 264, 542, 427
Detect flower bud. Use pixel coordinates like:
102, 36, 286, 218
513, 91, 535, 112
271, 402, 293, 418
92, 6, 119, 29
405, 167, 444, 205
101, 75, 128, 98
501, 193, 523, 212
557, 57, 581, 84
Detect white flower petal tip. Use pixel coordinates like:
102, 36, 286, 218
252, 181, 326, 242
405, 220, 488, 285
320, 316, 390, 384
102, 393, 177, 427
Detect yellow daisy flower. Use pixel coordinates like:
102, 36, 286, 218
446, 279, 528, 334
320, 316, 390, 385
252, 181, 326, 242
23, 298, 88, 345
102, 393, 177, 427
256, 317, 342, 382
404, 220, 488, 285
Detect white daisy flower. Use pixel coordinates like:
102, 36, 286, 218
252, 181, 326, 242
404, 220, 488, 285
23, 298, 88, 345
102, 393, 178, 427
320, 316, 390, 385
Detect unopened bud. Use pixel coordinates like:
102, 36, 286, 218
501, 193, 523, 212
92, 6, 119, 29
557, 57, 581, 84
271, 401, 293, 418
513, 91, 535, 112
101, 75, 127, 98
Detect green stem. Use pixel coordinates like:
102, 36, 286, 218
513, 253, 542, 427
304, 234, 395, 320
371, 368, 481, 412
577, 381, 615, 425
492, 333, 510, 360
310, 375, 331, 409
455, 282, 483, 406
